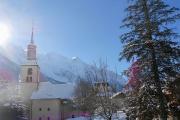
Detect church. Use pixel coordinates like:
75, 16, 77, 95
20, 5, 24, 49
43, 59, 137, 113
19, 29, 77, 120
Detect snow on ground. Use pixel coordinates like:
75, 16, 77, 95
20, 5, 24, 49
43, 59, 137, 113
66, 111, 127, 120
66, 116, 88, 120
93, 111, 126, 120
114, 111, 127, 120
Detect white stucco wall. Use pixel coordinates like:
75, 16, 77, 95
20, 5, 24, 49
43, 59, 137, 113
31, 99, 61, 120
19, 83, 38, 102
20, 64, 40, 83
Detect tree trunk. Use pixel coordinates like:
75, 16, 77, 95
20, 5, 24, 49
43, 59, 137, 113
142, 0, 167, 119
151, 47, 167, 120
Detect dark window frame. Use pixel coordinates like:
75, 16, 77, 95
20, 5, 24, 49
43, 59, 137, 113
27, 68, 33, 75
26, 77, 29, 82
29, 76, 32, 82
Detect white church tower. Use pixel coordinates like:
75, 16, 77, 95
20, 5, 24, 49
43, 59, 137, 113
20, 28, 40, 83
19, 28, 40, 102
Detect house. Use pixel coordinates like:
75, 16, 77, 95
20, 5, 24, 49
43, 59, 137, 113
94, 82, 113, 96
111, 92, 126, 110
31, 82, 75, 120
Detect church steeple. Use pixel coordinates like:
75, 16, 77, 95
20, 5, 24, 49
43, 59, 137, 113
19, 27, 40, 83
19, 28, 40, 102
30, 27, 34, 44
27, 27, 36, 60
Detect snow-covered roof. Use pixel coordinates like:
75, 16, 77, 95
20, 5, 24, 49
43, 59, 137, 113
111, 92, 125, 99
31, 82, 74, 100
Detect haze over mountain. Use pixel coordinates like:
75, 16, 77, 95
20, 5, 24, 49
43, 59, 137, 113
0, 43, 126, 88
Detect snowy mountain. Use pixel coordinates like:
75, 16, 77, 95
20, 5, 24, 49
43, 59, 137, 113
0, 54, 19, 81
0, 43, 126, 88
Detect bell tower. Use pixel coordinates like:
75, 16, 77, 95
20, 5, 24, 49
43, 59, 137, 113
27, 27, 36, 60
20, 27, 40, 83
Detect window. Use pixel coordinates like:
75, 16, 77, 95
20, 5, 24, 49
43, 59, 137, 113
29, 76, 32, 82
39, 117, 42, 120
26, 77, 29, 82
26, 76, 32, 82
47, 108, 50, 111
27, 68, 33, 75
47, 117, 50, 120
39, 108, 42, 111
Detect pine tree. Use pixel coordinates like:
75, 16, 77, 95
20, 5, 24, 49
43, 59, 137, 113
120, 0, 180, 119
124, 61, 159, 120
164, 76, 180, 119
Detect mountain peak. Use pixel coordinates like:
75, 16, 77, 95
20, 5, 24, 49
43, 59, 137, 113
0, 43, 126, 88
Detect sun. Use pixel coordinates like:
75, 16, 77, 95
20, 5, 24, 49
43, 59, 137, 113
0, 22, 12, 46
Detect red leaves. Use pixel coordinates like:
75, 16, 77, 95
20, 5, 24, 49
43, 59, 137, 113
124, 61, 141, 91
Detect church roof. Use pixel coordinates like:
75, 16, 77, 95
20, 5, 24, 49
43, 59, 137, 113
31, 82, 74, 100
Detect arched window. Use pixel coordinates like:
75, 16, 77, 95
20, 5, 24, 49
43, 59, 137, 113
29, 76, 32, 82
47, 107, 50, 111
26, 77, 29, 82
26, 76, 32, 82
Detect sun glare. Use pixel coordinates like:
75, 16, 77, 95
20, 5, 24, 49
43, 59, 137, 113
0, 22, 12, 46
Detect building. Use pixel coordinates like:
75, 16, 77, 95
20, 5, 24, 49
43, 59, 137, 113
31, 82, 76, 120
111, 92, 126, 110
19, 29, 76, 120
94, 82, 113, 96
19, 29, 40, 103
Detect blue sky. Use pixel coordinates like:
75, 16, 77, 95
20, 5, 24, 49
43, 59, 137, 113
0, 0, 180, 73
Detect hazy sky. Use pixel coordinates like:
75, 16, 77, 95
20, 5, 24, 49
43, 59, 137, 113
0, 0, 180, 73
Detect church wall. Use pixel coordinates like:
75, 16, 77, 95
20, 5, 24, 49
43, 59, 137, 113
31, 99, 61, 120
20, 65, 39, 83
19, 83, 38, 102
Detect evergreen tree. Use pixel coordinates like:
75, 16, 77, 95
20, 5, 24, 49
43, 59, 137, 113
164, 76, 180, 119
124, 61, 159, 120
120, 0, 180, 119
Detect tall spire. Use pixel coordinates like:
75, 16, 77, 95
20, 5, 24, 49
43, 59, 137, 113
27, 25, 37, 61
31, 26, 34, 44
